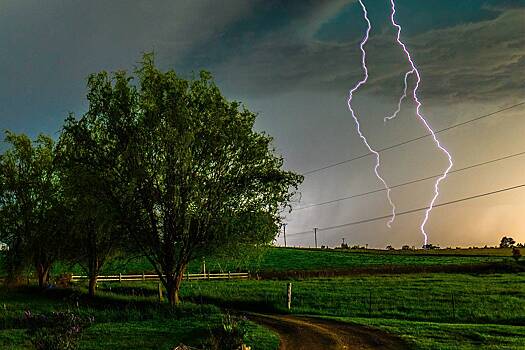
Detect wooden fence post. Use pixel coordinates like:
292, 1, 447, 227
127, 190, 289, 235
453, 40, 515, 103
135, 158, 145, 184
228, 271, 231, 280
186, 271, 189, 281
368, 289, 372, 317
287, 283, 292, 310
158, 282, 163, 303
142, 271, 145, 281
452, 293, 456, 321
119, 273, 122, 283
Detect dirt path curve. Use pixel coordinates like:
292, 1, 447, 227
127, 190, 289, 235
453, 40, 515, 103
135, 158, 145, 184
246, 314, 408, 350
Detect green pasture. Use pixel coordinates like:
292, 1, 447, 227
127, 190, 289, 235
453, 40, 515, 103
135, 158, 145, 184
95, 272, 525, 349
44, 247, 519, 277
114, 273, 524, 325
1, 247, 523, 349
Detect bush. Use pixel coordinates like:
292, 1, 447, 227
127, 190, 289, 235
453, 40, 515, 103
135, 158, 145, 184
512, 248, 522, 262
23, 310, 94, 350
208, 314, 247, 350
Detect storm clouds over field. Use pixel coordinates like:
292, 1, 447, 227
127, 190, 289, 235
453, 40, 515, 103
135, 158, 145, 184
1, 0, 524, 247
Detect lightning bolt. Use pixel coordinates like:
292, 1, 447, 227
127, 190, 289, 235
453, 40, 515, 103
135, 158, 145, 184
388, 0, 453, 245
384, 70, 413, 122
348, 0, 396, 228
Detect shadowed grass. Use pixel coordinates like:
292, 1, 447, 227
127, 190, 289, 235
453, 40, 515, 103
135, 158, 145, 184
0, 286, 278, 350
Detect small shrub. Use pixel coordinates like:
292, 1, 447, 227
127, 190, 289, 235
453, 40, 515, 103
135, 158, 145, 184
208, 314, 247, 350
512, 248, 522, 262
23, 310, 94, 350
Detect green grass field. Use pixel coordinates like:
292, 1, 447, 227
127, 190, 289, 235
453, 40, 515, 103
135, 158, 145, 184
2, 247, 524, 349
46, 247, 519, 277
178, 273, 525, 324
93, 271, 525, 349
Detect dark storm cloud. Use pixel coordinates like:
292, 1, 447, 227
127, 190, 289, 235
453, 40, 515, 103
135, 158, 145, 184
1, 0, 524, 246
2, 0, 521, 138
0, 0, 253, 136
211, 2, 525, 103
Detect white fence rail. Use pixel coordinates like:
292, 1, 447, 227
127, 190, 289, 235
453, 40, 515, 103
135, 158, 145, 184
71, 272, 249, 283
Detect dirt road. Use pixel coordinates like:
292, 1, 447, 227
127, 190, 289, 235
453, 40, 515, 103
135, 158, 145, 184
247, 314, 408, 350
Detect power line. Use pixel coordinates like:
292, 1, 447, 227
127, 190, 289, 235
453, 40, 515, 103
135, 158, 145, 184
301, 101, 525, 176
288, 183, 525, 237
295, 150, 525, 210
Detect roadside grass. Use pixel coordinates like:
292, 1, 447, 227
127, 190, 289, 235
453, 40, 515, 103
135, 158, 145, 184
182, 272, 525, 348
243, 321, 280, 350
335, 317, 525, 350
0, 287, 278, 350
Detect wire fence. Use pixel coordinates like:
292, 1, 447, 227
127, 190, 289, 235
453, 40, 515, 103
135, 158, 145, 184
282, 289, 521, 324
181, 279, 525, 325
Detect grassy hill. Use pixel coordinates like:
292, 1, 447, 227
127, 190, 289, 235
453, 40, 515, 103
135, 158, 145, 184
52, 247, 517, 276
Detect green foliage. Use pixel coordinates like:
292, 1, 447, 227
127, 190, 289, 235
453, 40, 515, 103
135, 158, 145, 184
56, 73, 135, 295
58, 53, 302, 303
0, 131, 63, 287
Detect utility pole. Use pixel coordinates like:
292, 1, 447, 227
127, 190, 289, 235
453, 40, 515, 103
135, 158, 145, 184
282, 223, 287, 247
314, 227, 318, 249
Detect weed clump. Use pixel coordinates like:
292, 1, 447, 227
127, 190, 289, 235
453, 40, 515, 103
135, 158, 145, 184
23, 310, 94, 350
208, 313, 247, 350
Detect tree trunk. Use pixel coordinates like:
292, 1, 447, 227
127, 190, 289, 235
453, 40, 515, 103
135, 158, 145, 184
88, 254, 99, 297
166, 269, 185, 306
88, 275, 98, 297
6, 241, 24, 287
36, 262, 51, 289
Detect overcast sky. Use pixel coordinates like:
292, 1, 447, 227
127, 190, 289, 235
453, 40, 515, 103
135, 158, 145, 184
1, 0, 524, 248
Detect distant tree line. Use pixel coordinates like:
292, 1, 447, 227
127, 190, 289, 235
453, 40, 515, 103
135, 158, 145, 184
499, 236, 522, 248
0, 54, 303, 304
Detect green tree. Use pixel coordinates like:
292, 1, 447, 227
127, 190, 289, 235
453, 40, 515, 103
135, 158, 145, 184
0, 132, 62, 287
60, 54, 303, 304
129, 55, 302, 304
56, 71, 134, 296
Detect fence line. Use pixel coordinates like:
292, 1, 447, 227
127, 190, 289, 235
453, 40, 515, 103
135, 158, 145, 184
71, 272, 249, 283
